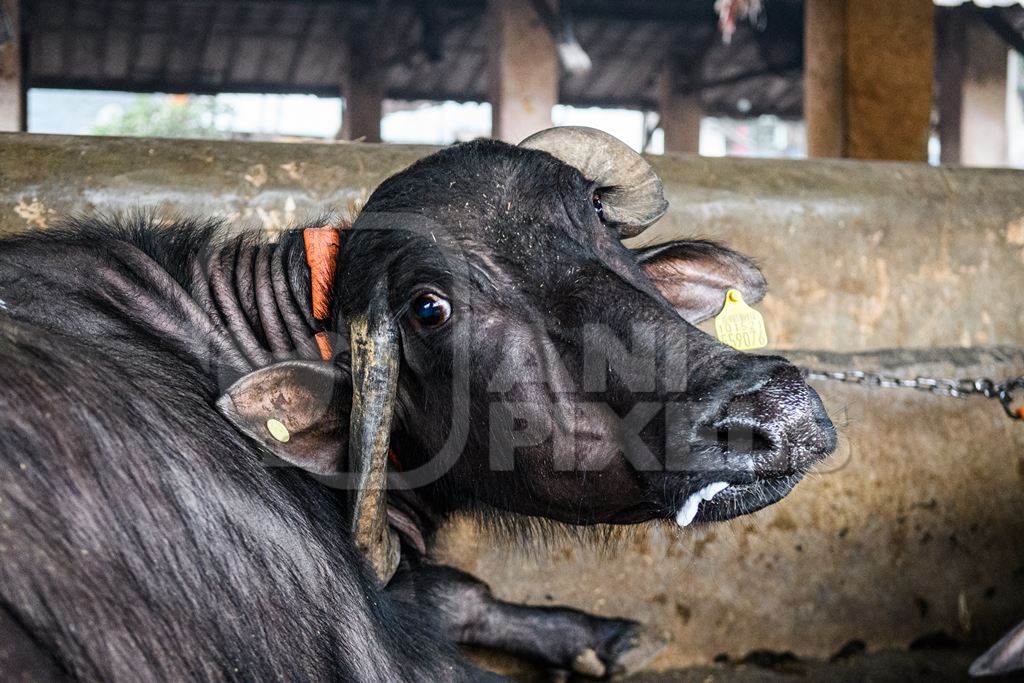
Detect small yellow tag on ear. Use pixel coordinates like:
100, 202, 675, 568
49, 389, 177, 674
715, 289, 768, 351
266, 418, 291, 443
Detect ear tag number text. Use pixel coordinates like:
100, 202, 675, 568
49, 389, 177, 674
715, 289, 768, 351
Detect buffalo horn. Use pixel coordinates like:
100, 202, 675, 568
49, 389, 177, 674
519, 126, 668, 237
347, 280, 401, 584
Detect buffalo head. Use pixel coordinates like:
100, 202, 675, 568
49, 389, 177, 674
220, 127, 836, 580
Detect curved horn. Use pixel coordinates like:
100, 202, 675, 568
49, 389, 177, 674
348, 278, 401, 584
519, 126, 668, 237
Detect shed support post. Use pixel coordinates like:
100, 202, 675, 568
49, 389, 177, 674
937, 11, 1013, 167
937, 10, 966, 165
659, 61, 702, 155
960, 15, 1010, 166
805, 0, 934, 161
0, 0, 24, 133
339, 38, 384, 142
487, 0, 558, 143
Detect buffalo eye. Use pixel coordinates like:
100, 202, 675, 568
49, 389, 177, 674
410, 292, 452, 329
592, 192, 605, 222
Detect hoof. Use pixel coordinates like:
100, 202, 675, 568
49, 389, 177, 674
571, 648, 607, 678
605, 625, 667, 678
570, 621, 667, 680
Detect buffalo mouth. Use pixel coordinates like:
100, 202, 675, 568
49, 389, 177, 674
671, 471, 806, 528
666, 415, 835, 528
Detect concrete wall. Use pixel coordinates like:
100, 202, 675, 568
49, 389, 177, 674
0, 134, 432, 236
1, 133, 1023, 670
4, 134, 1023, 353
637, 155, 1024, 353
446, 347, 1024, 673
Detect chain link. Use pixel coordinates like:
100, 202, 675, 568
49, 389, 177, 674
799, 368, 1024, 421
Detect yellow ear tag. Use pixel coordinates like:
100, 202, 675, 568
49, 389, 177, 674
714, 289, 768, 351
266, 418, 291, 443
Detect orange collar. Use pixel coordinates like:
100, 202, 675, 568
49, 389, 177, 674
303, 225, 342, 361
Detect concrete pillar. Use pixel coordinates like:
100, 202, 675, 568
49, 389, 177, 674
487, 0, 558, 143
1009, 51, 1024, 167
339, 39, 383, 143
936, 11, 966, 165
659, 61, 702, 155
960, 18, 1010, 166
805, 0, 935, 161
0, 0, 24, 133
804, 0, 846, 158
937, 12, 1012, 167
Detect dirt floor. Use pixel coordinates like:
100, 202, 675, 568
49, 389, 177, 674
474, 644, 1024, 682
622, 648, 1015, 682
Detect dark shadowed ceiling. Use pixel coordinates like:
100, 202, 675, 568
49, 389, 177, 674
18, 0, 1024, 119
20, 0, 805, 118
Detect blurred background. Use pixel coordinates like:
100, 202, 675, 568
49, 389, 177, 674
2, 0, 1024, 165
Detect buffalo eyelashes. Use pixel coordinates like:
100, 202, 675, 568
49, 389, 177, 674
410, 291, 452, 329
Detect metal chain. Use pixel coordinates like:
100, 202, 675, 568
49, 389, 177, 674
799, 368, 1024, 421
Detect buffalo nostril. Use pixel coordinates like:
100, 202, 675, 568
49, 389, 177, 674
690, 359, 837, 477
695, 422, 777, 456
719, 423, 776, 455
750, 366, 836, 443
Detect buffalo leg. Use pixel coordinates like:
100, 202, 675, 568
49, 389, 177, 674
388, 563, 662, 679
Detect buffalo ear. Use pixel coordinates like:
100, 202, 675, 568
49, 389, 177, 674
216, 361, 350, 475
632, 240, 767, 324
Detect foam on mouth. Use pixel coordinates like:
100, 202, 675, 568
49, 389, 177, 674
676, 481, 730, 528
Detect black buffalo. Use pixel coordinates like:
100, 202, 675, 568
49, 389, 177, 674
0, 127, 835, 680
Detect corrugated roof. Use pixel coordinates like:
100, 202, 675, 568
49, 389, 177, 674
22, 0, 809, 118
23, 0, 1023, 120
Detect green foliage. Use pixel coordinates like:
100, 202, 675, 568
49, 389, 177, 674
91, 95, 232, 139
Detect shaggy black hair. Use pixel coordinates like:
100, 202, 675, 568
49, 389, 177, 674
0, 216, 495, 681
